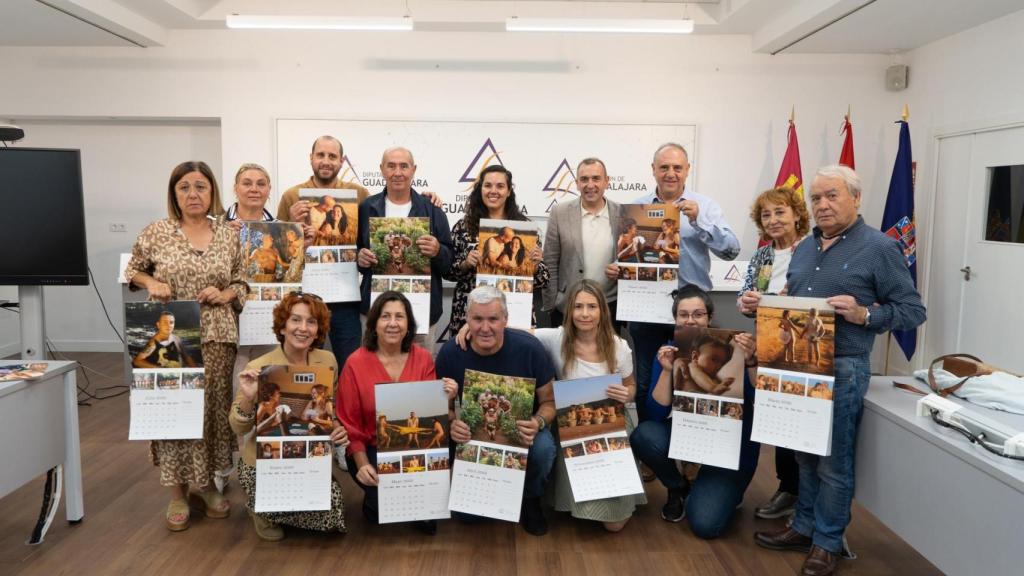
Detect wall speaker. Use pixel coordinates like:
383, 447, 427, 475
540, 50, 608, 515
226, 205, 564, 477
886, 64, 908, 92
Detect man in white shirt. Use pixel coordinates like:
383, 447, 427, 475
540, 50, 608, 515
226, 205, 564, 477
356, 147, 454, 347
542, 157, 623, 328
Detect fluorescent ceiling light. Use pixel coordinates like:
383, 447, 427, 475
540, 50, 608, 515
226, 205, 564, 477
226, 15, 413, 31
506, 17, 694, 35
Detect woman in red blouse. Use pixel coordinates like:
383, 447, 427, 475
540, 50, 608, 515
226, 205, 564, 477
336, 291, 455, 533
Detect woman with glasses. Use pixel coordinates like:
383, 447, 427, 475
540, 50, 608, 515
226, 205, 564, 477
229, 291, 349, 540
629, 285, 762, 540
125, 161, 249, 532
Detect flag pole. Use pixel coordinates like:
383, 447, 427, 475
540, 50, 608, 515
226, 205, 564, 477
884, 103, 910, 376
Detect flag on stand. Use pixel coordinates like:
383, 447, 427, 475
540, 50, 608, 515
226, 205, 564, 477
881, 117, 917, 360
759, 112, 804, 247
839, 113, 855, 169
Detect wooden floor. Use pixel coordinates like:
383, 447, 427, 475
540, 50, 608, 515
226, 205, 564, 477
0, 352, 942, 576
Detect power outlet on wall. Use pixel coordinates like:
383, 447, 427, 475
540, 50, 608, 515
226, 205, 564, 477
109, 223, 127, 233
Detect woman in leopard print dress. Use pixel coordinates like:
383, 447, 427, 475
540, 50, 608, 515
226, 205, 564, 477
126, 161, 249, 531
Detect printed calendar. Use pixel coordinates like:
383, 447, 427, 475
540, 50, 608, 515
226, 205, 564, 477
375, 380, 452, 523
553, 374, 643, 502
369, 217, 433, 335
614, 204, 681, 324
476, 219, 540, 329
125, 301, 206, 440
299, 189, 360, 302
254, 364, 336, 513
239, 222, 304, 344
750, 296, 836, 456
667, 327, 746, 470
448, 370, 535, 522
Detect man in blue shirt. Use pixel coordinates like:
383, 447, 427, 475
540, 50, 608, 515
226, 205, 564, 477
753, 165, 925, 576
630, 143, 740, 419
436, 285, 557, 536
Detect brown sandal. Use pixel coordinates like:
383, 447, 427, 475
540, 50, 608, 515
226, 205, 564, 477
191, 490, 230, 519
166, 498, 190, 531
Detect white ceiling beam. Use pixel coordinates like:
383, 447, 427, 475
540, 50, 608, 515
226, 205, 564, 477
39, 0, 168, 46
749, 0, 873, 54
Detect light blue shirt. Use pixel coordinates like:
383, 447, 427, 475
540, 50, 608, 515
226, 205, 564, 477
632, 188, 740, 291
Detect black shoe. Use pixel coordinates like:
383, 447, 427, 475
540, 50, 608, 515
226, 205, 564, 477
414, 520, 437, 535
755, 490, 797, 519
754, 526, 813, 553
520, 497, 548, 536
661, 485, 688, 522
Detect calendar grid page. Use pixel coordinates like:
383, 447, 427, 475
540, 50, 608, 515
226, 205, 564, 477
368, 217, 431, 334
253, 364, 337, 513
447, 370, 536, 522
125, 301, 206, 441
299, 189, 360, 302
666, 327, 746, 469
750, 296, 836, 456
476, 219, 540, 330
614, 204, 681, 324
239, 222, 305, 344
375, 380, 452, 523
554, 374, 643, 502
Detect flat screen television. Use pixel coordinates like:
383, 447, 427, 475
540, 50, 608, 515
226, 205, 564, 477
0, 147, 90, 285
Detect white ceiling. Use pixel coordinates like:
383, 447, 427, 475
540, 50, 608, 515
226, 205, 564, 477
1, 0, 1021, 54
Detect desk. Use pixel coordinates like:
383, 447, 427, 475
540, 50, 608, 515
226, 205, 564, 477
0, 361, 84, 523
856, 376, 1024, 576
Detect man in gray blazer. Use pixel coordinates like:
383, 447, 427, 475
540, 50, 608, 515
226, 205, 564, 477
542, 157, 623, 328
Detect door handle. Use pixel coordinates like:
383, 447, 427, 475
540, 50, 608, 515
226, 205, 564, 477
960, 266, 972, 281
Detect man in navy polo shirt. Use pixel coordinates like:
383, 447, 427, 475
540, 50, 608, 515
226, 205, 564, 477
436, 285, 557, 536
753, 165, 925, 576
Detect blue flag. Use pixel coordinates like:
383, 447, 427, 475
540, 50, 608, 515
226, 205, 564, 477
881, 121, 917, 360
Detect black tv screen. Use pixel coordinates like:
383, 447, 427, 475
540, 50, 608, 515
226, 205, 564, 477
0, 147, 89, 285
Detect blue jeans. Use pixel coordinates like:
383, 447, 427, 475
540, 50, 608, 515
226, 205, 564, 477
790, 353, 871, 553
328, 302, 362, 371
630, 399, 760, 539
628, 322, 673, 422
525, 427, 556, 499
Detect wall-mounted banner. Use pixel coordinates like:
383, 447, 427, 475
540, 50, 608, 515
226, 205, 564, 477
276, 119, 697, 227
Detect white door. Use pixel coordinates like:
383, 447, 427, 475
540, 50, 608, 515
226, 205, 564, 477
957, 126, 1024, 371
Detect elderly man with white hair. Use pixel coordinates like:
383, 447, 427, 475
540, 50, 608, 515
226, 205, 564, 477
435, 285, 557, 536
749, 165, 926, 576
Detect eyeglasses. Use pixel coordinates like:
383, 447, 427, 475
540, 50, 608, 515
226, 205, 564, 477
677, 311, 708, 321
175, 182, 211, 195
289, 291, 323, 302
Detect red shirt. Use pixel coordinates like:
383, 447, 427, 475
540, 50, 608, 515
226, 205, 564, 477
336, 345, 436, 456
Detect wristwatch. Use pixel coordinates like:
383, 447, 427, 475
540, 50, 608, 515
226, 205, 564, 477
534, 415, 546, 431
863, 307, 872, 327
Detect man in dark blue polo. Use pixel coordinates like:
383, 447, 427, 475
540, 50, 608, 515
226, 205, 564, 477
356, 147, 453, 350
753, 165, 926, 576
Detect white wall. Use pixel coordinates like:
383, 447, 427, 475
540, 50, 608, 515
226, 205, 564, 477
0, 120, 221, 354
0, 29, 911, 354
901, 8, 1024, 372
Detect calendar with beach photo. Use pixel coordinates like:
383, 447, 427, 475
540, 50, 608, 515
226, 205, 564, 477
125, 301, 206, 441
553, 374, 643, 503
375, 379, 452, 523
614, 204, 681, 324
299, 189, 360, 302
667, 327, 746, 470
750, 295, 836, 456
254, 364, 336, 513
448, 370, 534, 522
